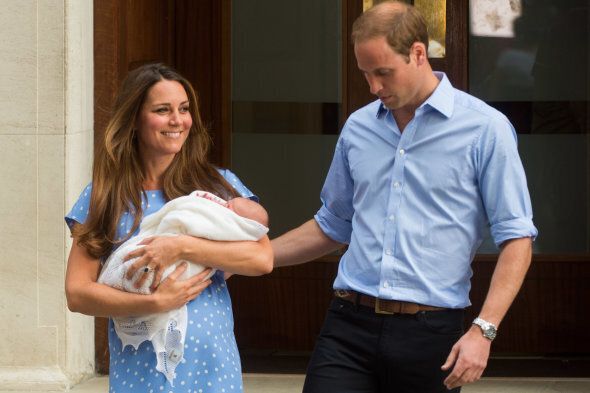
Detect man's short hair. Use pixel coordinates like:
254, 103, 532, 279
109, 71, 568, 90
351, 1, 429, 59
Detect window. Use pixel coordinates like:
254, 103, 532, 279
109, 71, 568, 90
231, 0, 342, 236
469, 0, 589, 253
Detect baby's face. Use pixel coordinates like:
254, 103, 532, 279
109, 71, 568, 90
226, 197, 268, 226
227, 198, 251, 214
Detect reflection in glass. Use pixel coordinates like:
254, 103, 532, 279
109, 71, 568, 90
470, 0, 521, 37
414, 0, 446, 58
363, 0, 446, 58
232, 0, 341, 237
469, 0, 589, 134
469, 0, 590, 254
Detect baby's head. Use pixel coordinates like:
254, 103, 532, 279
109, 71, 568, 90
227, 197, 269, 226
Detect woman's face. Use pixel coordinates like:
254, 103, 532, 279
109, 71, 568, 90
136, 79, 192, 164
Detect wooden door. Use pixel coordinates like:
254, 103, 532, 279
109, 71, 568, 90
93, 0, 231, 373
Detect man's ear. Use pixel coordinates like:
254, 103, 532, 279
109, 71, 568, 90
411, 42, 427, 65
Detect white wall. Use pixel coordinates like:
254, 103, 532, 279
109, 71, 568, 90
0, 0, 94, 390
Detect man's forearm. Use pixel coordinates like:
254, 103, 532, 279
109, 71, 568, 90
475, 237, 533, 328
441, 237, 533, 389
272, 219, 343, 268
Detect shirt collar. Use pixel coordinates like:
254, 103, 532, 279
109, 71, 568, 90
423, 71, 454, 118
375, 71, 455, 119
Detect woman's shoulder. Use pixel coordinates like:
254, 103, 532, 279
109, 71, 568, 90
65, 182, 93, 228
215, 167, 257, 201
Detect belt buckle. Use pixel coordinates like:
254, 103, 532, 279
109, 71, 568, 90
375, 298, 395, 315
335, 289, 350, 298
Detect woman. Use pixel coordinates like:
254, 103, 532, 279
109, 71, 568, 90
65, 63, 273, 392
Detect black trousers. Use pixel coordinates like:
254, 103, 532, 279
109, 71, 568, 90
303, 297, 464, 393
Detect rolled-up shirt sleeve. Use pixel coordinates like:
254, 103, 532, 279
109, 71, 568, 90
476, 116, 538, 247
314, 135, 354, 244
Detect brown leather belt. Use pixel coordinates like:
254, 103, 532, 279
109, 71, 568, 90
334, 289, 446, 315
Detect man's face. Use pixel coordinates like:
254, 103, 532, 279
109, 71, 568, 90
354, 36, 421, 111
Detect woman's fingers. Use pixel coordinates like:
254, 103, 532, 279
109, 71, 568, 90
187, 279, 212, 301
138, 237, 155, 246
190, 268, 213, 284
125, 258, 141, 280
164, 262, 188, 281
152, 265, 213, 310
133, 264, 155, 289
149, 260, 188, 291
124, 248, 147, 279
150, 266, 165, 292
123, 246, 145, 262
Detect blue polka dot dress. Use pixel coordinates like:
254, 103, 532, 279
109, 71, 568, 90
66, 169, 256, 393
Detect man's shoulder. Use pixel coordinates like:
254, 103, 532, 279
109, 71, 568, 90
344, 99, 383, 128
451, 89, 517, 148
349, 99, 387, 118
452, 88, 510, 125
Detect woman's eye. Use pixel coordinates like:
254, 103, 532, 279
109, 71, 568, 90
180, 106, 190, 113
155, 107, 168, 113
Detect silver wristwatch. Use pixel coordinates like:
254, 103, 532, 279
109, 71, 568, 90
472, 317, 497, 341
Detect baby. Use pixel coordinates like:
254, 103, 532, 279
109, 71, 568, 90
228, 197, 269, 226
132, 194, 269, 292
97, 191, 269, 384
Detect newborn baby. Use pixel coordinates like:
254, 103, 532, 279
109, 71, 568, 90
97, 191, 269, 385
128, 194, 268, 293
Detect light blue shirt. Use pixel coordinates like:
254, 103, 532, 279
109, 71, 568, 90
315, 72, 537, 308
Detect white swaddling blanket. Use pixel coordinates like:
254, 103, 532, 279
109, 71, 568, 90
97, 190, 268, 385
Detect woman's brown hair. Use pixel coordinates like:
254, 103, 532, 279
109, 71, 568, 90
73, 63, 239, 259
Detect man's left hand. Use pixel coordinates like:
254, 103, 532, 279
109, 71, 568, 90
441, 326, 491, 389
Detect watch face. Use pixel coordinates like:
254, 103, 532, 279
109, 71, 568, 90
473, 318, 497, 340
484, 327, 497, 340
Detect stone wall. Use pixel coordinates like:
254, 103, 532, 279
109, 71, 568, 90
0, 0, 94, 390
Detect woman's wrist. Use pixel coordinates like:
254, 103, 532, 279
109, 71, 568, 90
149, 290, 165, 313
176, 235, 201, 262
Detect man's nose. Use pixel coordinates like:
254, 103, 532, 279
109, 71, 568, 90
367, 76, 382, 95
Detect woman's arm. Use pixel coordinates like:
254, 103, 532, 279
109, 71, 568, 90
65, 238, 212, 317
125, 234, 273, 288
177, 235, 273, 276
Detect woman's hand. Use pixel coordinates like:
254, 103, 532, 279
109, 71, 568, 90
153, 262, 213, 312
124, 236, 182, 291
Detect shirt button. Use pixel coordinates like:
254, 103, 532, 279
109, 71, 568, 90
399, 149, 405, 155
385, 249, 392, 255
393, 182, 400, 188
388, 215, 395, 221
383, 282, 389, 288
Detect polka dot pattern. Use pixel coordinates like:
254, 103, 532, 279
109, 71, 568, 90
65, 169, 257, 392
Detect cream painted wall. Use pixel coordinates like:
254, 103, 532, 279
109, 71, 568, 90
0, 0, 94, 390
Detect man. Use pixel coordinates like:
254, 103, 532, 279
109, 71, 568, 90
271, 2, 537, 392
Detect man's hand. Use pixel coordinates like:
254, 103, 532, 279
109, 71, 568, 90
441, 326, 491, 389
